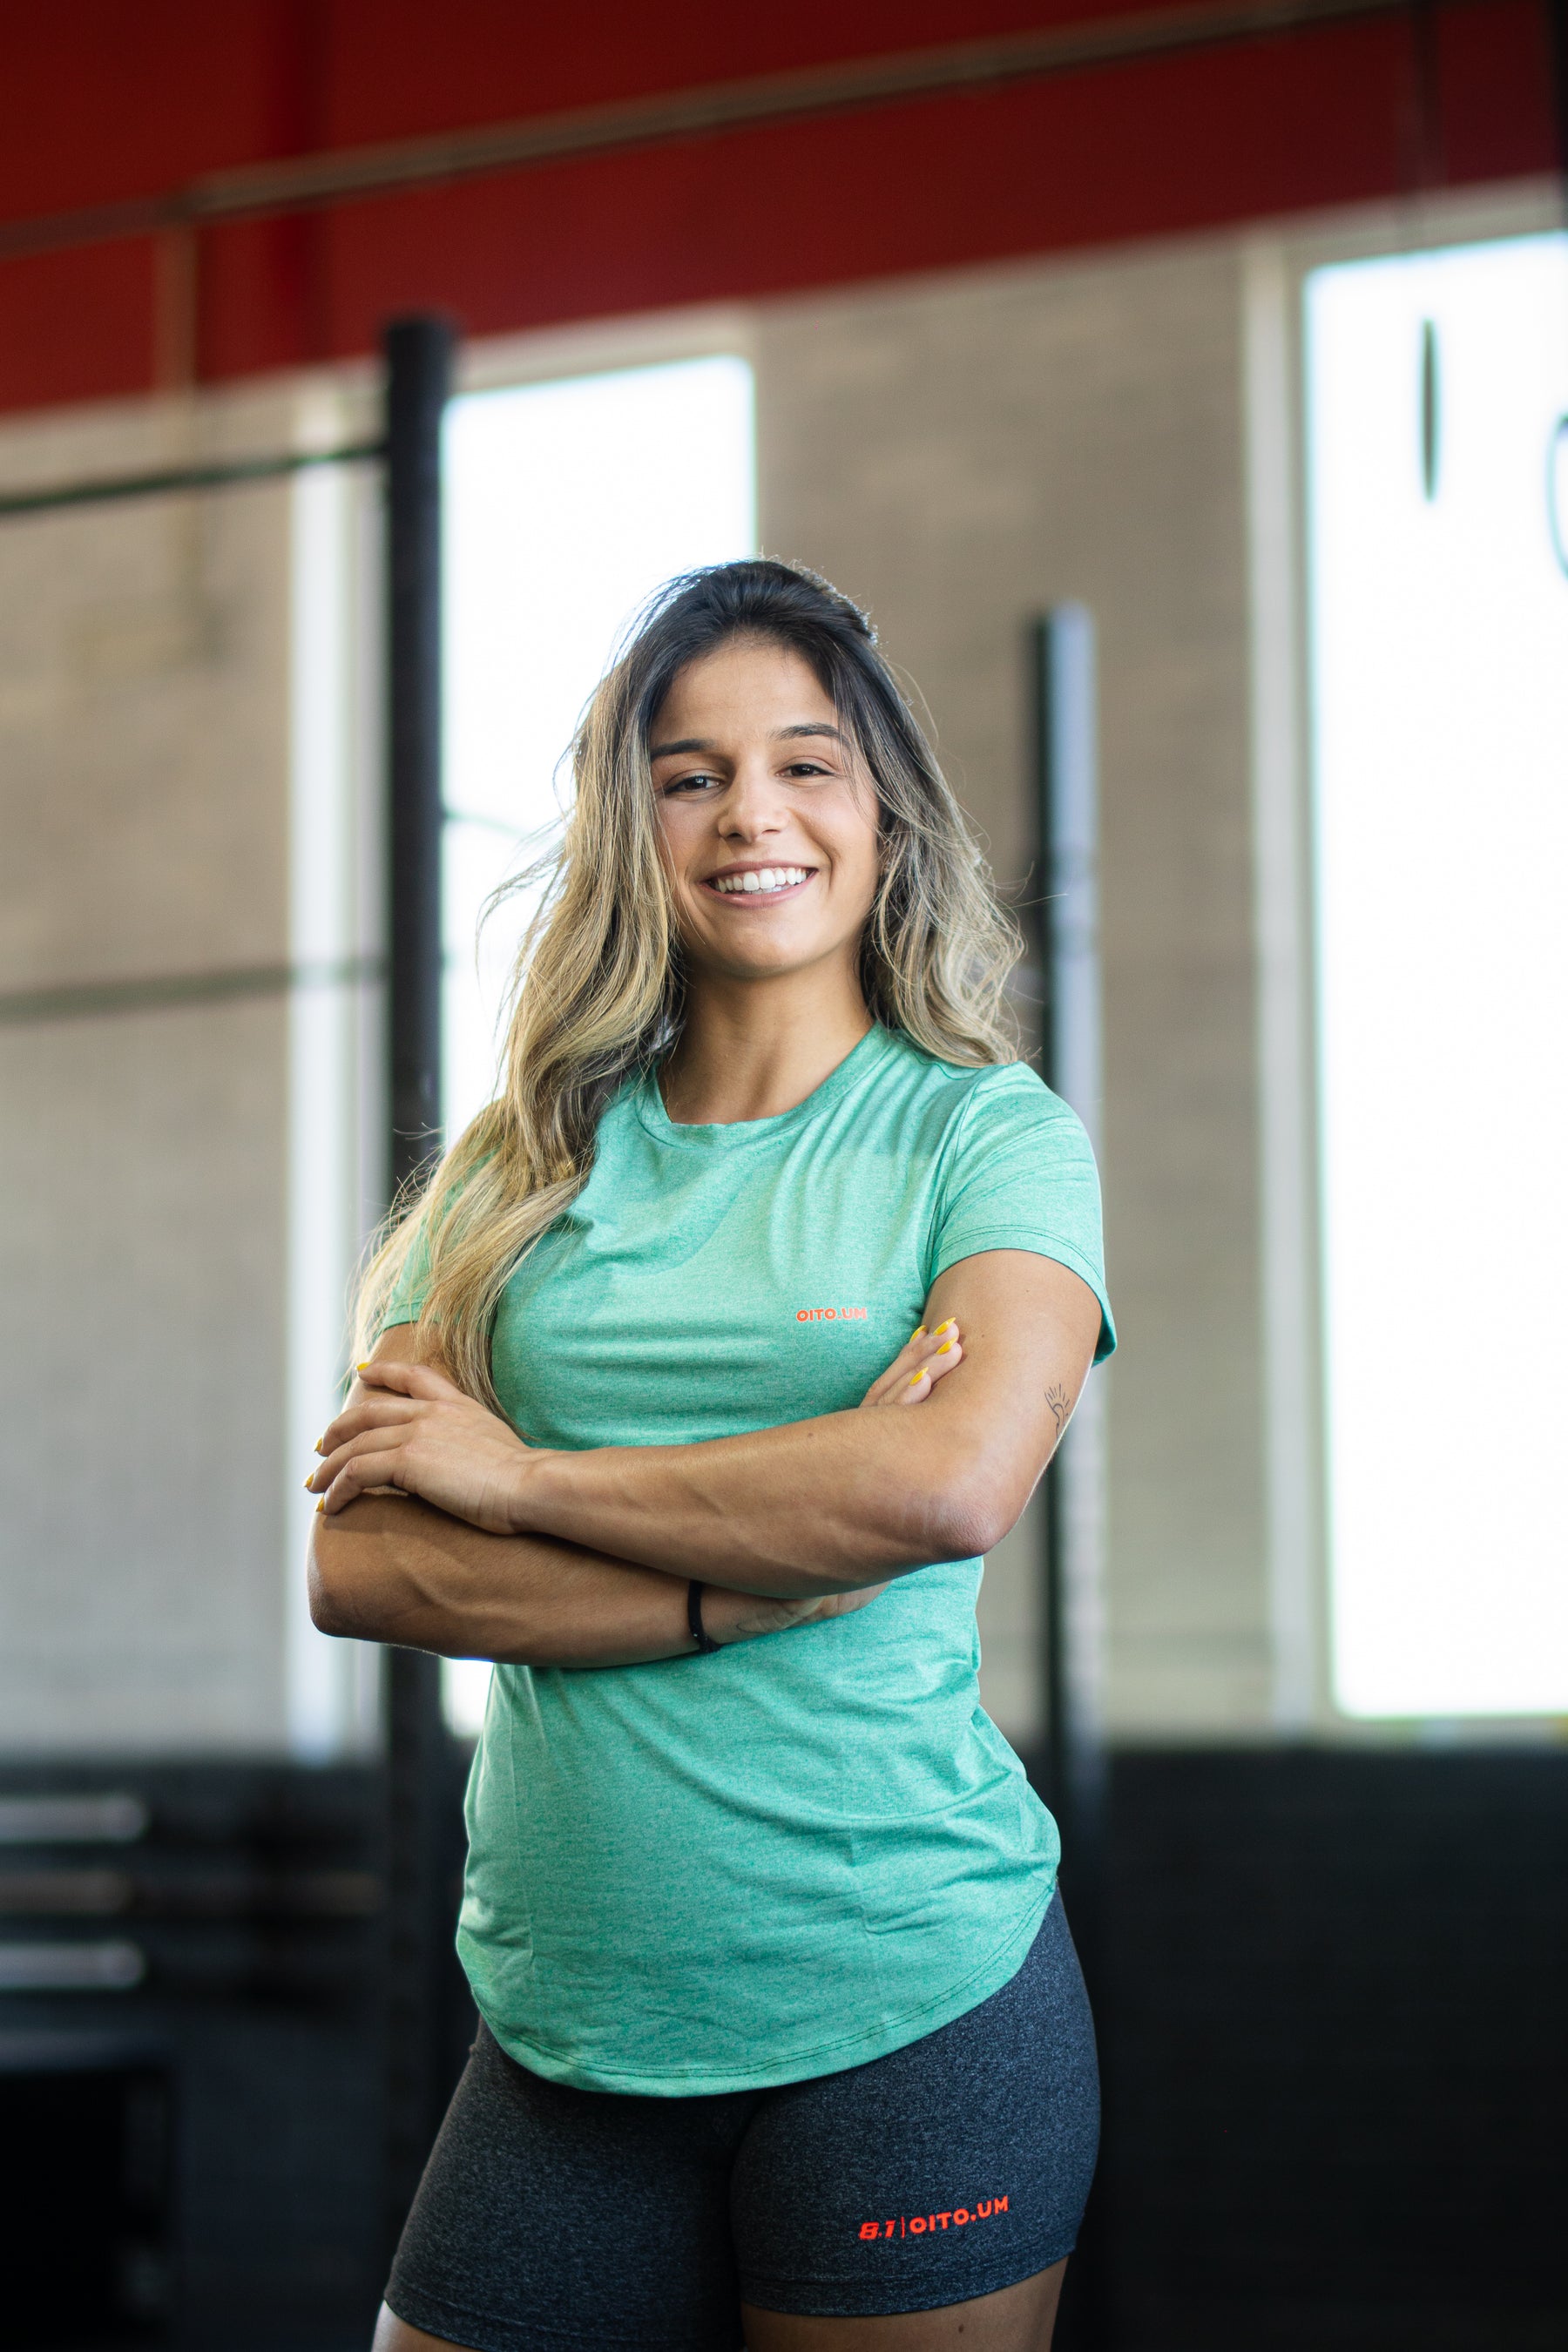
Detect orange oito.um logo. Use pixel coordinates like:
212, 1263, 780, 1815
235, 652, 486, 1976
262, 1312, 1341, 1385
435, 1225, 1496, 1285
795, 1306, 868, 1321
858, 2195, 1009, 2240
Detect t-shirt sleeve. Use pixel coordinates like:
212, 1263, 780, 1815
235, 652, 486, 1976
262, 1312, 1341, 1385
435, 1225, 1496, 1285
378, 1219, 434, 1334
928, 1065, 1116, 1362
377, 1152, 489, 1335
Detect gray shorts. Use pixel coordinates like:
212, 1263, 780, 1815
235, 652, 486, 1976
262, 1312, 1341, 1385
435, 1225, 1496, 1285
387, 1892, 1098, 2350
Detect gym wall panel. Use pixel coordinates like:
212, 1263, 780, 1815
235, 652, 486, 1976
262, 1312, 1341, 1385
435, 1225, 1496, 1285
0, 997, 289, 1750
0, 400, 294, 990
0, 385, 300, 1752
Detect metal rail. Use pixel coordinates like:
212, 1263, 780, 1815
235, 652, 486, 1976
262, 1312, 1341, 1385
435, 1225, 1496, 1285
0, 443, 383, 523
0, 0, 1501, 265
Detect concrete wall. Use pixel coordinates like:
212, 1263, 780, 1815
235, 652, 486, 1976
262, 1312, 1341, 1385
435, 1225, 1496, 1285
0, 225, 1310, 1753
0, 391, 296, 1747
0, 384, 383, 1754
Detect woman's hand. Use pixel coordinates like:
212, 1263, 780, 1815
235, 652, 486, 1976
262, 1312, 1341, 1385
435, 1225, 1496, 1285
308, 1315, 963, 1538
699, 1581, 885, 1646
699, 1327, 966, 1637
859, 1318, 963, 1408
719, 1317, 963, 1627
732, 1321, 963, 1627
310, 1326, 959, 1543
308, 1359, 536, 1531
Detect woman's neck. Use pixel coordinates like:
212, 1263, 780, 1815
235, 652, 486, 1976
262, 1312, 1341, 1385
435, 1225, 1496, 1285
660, 968, 873, 1125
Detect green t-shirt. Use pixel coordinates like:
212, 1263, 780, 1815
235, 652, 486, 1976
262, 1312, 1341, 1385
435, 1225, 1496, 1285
389, 1024, 1114, 2094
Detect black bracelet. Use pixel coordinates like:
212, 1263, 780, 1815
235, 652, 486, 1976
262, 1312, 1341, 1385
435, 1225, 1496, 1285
686, 1579, 719, 1654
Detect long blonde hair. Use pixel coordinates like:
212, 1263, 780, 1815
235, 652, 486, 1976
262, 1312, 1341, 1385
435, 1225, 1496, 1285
356, 559, 1022, 1409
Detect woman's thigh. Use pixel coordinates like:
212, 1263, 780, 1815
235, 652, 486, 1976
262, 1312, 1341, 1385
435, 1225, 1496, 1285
372, 2307, 471, 2351
382, 2024, 755, 2351
731, 1896, 1097, 2333
371, 2272, 1066, 2352
742, 2260, 1067, 2350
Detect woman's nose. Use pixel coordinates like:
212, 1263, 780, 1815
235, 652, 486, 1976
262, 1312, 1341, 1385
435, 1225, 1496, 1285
719, 768, 787, 837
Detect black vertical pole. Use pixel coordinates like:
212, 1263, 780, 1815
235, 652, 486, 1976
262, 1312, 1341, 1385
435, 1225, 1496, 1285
1031, 606, 1110, 2352
1548, 0, 1568, 202
1033, 612, 1071, 1835
1031, 605, 1105, 1865
382, 312, 455, 2258
387, 313, 449, 1198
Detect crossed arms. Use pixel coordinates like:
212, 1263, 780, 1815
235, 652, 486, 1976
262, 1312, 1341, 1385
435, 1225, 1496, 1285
308, 1247, 1101, 1672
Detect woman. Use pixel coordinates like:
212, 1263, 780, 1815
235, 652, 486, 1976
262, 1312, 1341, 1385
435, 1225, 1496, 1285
308, 559, 1114, 2352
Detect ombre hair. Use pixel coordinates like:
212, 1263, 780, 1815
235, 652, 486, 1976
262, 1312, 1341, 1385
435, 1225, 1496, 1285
356, 559, 1022, 1408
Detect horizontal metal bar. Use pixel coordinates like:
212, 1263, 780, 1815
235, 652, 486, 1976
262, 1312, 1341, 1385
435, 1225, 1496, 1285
0, 1940, 145, 1991
0, 0, 1485, 264
0, 954, 384, 1029
0, 440, 384, 522
0, 2028, 167, 2072
0, 1871, 134, 1916
0, 1867, 383, 1920
0, 1794, 148, 1845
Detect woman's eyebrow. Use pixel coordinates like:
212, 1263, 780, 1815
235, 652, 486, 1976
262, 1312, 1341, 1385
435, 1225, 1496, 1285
648, 722, 846, 759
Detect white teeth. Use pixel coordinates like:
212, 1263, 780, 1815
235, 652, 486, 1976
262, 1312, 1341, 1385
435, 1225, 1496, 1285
712, 867, 808, 896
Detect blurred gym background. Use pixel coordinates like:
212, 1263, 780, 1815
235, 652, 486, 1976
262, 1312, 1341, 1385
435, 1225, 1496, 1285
1, 5, 1565, 2346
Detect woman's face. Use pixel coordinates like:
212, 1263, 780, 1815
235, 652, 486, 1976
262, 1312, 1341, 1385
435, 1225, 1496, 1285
649, 639, 882, 991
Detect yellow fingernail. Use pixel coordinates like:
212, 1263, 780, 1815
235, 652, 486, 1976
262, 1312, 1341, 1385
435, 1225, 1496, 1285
935, 1320, 954, 1336
936, 1340, 953, 1354
314, 1498, 325, 1513
302, 1474, 314, 1489
910, 1327, 927, 1342
908, 1370, 925, 1386
355, 1362, 370, 1372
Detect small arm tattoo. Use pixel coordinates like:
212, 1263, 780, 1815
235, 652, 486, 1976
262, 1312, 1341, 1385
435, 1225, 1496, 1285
1045, 1382, 1072, 1436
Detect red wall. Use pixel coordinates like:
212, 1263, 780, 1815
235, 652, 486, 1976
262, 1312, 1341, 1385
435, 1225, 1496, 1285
0, 0, 1555, 416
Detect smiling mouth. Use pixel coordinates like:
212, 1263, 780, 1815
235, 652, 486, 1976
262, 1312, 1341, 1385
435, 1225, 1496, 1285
702, 865, 814, 900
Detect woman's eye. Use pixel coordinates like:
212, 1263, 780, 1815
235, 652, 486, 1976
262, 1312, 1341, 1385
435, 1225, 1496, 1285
664, 773, 721, 795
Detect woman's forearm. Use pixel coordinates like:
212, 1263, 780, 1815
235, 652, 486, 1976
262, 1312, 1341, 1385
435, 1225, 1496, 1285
308, 1495, 820, 1667
503, 1258, 1103, 1592
315, 1255, 1099, 1599
517, 1403, 997, 1598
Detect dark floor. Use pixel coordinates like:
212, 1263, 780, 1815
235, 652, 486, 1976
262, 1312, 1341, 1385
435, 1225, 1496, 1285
2, 1747, 1564, 2350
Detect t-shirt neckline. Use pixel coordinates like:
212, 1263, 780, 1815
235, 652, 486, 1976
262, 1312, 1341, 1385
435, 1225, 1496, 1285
634, 1022, 897, 1152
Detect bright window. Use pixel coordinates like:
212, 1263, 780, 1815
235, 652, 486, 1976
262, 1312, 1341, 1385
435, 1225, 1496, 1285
439, 353, 757, 1732
1306, 233, 1568, 1718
